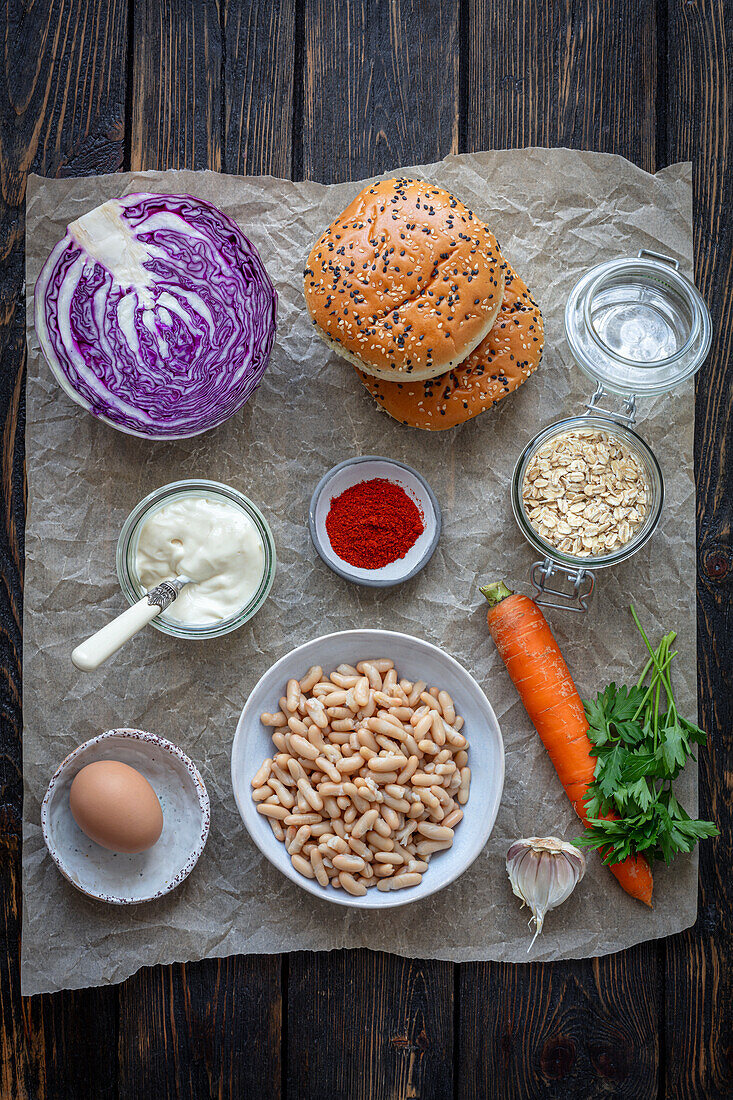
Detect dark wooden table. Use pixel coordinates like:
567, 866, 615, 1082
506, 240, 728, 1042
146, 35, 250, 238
2, 3, 731, 1097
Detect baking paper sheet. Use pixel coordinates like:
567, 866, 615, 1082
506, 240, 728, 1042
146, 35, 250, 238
22, 149, 698, 994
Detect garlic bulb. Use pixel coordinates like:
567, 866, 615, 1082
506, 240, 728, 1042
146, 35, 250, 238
506, 837, 586, 949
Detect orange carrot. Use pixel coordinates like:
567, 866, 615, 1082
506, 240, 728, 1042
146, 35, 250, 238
481, 581, 653, 907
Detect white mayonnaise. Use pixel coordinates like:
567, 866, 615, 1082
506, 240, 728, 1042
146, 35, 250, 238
135, 496, 265, 625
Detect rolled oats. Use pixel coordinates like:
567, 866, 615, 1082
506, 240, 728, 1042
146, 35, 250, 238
521, 428, 650, 557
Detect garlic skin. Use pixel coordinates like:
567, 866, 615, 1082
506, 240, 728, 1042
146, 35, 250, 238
506, 837, 586, 949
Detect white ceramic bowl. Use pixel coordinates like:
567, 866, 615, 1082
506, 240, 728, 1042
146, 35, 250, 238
41, 728, 210, 905
309, 456, 441, 587
231, 629, 504, 909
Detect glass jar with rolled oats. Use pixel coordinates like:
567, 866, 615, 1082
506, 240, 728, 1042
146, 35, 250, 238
510, 250, 711, 611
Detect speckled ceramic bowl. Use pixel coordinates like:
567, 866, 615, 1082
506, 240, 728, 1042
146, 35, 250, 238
41, 728, 210, 905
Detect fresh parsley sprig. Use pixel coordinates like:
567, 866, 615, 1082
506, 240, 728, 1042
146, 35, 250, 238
578, 606, 718, 866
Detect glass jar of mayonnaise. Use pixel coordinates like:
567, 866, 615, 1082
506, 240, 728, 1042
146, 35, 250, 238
116, 479, 276, 639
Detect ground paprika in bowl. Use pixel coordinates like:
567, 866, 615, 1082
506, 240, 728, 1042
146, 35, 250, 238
308, 456, 441, 588
325, 477, 424, 569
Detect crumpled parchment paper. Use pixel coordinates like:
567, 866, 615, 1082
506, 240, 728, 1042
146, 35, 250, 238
22, 149, 699, 995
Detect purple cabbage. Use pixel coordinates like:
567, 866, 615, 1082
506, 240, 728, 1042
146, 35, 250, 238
34, 192, 277, 439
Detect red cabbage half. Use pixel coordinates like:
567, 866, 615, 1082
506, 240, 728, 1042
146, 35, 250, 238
34, 192, 277, 439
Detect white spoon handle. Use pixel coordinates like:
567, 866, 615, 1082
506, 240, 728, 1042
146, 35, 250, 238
71, 577, 191, 672
72, 597, 161, 671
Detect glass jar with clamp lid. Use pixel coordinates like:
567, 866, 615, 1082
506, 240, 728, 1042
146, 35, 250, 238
511, 250, 711, 611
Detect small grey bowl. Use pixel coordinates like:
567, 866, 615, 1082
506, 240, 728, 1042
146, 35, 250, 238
309, 455, 441, 587
41, 728, 210, 905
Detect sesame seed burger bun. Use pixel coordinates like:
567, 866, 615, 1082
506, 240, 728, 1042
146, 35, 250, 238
355, 263, 543, 430
304, 178, 505, 382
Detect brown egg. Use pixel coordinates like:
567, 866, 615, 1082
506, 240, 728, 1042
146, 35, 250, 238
69, 760, 164, 853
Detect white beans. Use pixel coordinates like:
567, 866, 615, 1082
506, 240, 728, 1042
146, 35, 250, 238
254, 660, 470, 893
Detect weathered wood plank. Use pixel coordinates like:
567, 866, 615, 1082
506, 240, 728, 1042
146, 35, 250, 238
130, 0, 222, 171
664, 3, 733, 1096
460, 3, 663, 1097
118, 956, 283, 1100
287, 950, 454, 1100
0, 1, 127, 1096
459, 947, 660, 1099
118, 7, 284, 1095
300, 0, 460, 183
223, 0, 296, 176
289, 2, 461, 1095
467, 0, 658, 172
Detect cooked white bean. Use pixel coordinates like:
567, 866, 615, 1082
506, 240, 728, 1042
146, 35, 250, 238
347, 836, 372, 860
291, 853, 315, 878
357, 728, 380, 752
377, 872, 423, 891
372, 815, 392, 837
413, 712, 433, 739
352, 808, 379, 838
332, 853, 365, 874
283, 812, 321, 826
417, 822, 454, 842
299, 665, 323, 692
327, 706, 351, 720
438, 691, 455, 724
406, 859, 429, 874
365, 830, 393, 852
316, 756, 342, 783
389, 706, 413, 721
415, 838, 453, 856
419, 692, 441, 712
289, 733, 320, 760
257, 803, 289, 820
251, 759, 272, 788
336, 755, 363, 775
458, 767, 471, 805
357, 661, 382, 689
331, 718, 355, 732
380, 806, 401, 831
431, 712, 446, 746
261, 712, 287, 727
267, 778, 295, 808
367, 754, 404, 773
374, 851, 405, 866
330, 671, 359, 689
286, 679, 300, 712
310, 848, 329, 887
370, 659, 394, 673
407, 681, 426, 706
289, 825, 311, 855
339, 871, 367, 896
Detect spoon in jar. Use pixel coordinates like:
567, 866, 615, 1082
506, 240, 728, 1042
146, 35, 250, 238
71, 576, 193, 672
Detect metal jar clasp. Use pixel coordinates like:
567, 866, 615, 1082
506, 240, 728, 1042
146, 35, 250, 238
530, 558, 595, 613
585, 382, 637, 427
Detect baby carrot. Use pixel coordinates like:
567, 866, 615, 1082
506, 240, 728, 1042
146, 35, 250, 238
481, 581, 653, 907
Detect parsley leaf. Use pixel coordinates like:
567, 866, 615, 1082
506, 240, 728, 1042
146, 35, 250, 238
577, 609, 718, 868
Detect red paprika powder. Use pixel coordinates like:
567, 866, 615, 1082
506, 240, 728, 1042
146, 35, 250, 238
325, 478, 424, 569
